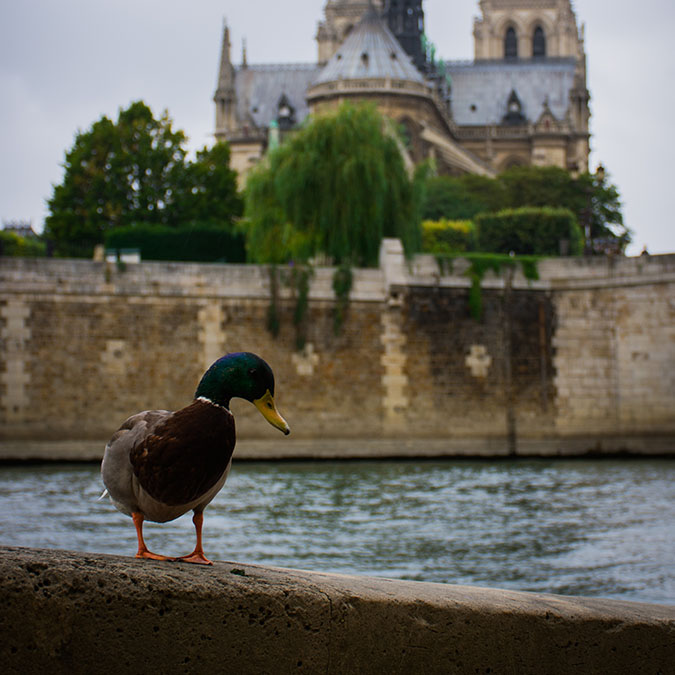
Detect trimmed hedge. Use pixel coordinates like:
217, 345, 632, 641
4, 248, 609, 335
475, 206, 582, 256
0, 231, 46, 257
421, 219, 476, 255
105, 222, 246, 263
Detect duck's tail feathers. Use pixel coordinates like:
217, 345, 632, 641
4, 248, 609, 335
98, 488, 109, 502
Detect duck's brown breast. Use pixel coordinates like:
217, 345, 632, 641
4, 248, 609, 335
129, 399, 235, 506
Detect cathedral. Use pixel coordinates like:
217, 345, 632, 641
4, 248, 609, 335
214, 0, 590, 182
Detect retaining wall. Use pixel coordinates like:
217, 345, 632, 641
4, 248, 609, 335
2, 547, 674, 674
1, 243, 674, 455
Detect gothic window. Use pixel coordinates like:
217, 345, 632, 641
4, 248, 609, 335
398, 117, 415, 149
502, 156, 526, 170
405, 5, 414, 31
276, 94, 295, 131
503, 89, 526, 125
533, 26, 546, 58
504, 26, 518, 60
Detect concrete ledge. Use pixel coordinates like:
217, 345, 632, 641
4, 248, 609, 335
1, 436, 674, 462
2, 547, 674, 674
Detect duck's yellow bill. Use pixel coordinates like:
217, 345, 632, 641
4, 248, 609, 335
254, 390, 290, 435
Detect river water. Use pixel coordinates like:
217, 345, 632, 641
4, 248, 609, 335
1, 458, 673, 605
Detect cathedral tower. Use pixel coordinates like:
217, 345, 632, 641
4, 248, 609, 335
473, 0, 584, 62
382, 0, 426, 72
316, 0, 383, 64
215, 1, 594, 182
470, 0, 590, 171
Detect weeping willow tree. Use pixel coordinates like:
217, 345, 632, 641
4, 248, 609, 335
244, 103, 424, 267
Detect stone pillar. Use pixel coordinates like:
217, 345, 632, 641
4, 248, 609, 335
379, 238, 410, 428
1, 298, 31, 423
198, 303, 227, 372
552, 289, 619, 433
379, 237, 408, 288
380, 298, 408, 427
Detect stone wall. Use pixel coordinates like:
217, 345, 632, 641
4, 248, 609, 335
1, 244, 674, 455
553, 282, 675, 436
2, 547, 674, 674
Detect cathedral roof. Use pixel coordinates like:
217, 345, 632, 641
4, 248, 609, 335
234, 64, 321, 131
447, 58, 577, 126
231, 57, 577, 134
313, 6, 425, 85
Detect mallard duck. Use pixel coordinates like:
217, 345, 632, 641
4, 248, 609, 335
101, 352, 289, 565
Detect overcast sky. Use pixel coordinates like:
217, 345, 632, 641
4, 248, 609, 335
2, 0, 674, 255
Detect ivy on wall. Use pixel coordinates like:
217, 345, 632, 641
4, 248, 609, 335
265, 263, 353, 349
290, 264, 313, 351
332, 263, 353, 336
436, 253, 540, 320
267, 265, 281, 338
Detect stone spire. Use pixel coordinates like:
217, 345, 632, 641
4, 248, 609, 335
215, 21, 235, 96
214, 20, 238, 137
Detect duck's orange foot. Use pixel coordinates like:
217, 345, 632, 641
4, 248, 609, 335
132, 512, 176, 562
175, 551, 213, 565
135, 550, 176, 562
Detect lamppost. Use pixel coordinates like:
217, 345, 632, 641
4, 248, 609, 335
595, 163, 605, 182
583, 191, 592, 257
584, 163, 605, 256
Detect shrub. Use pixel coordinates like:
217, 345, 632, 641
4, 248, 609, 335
421, 219, 475, 255
0, 231, 46, 257
105, 222, 246, 263
475, 206, 582, 256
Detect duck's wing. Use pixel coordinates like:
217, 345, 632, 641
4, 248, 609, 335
101, 410, 172, 514
129, 401, 236, 507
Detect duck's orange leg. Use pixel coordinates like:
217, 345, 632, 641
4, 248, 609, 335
132, 512, 175, 561
175, 511, 213, 565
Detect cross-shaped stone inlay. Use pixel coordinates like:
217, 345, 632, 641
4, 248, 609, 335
101, 339, 131, 376
465, 344, 492, 378
291, 342, 320, 376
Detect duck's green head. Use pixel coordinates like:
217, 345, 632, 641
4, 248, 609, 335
195, 352, 290, 435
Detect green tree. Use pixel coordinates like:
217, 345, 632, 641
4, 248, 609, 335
499, 166, 628, 253
46, 101, 188, 255
421, 174, 505, 221
499, 166, 575, 209
244, 103, 422, 267
420, 165, 628, 255
178, 142, 243, 226
575, 170, 628, 253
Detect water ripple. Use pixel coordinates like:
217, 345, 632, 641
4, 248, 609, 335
0, 458, 673, 604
